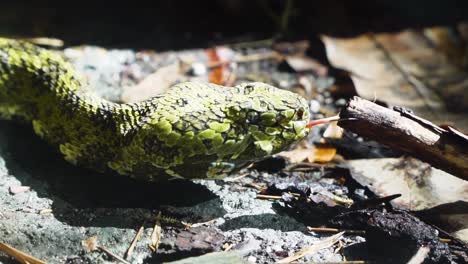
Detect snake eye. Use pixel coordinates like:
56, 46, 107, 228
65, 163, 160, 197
296, 108, 304, 119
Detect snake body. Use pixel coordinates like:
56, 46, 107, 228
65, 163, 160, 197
0, 38, 310, 181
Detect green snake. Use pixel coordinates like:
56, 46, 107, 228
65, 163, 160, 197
0, 38, 310, 181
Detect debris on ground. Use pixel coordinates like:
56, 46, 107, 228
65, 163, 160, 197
1, 10, 467, 264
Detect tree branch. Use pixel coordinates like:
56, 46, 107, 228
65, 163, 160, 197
338, 96, 468, 181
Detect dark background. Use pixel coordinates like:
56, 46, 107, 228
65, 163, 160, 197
1, 0, 468, 50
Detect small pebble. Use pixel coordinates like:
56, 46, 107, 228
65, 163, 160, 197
324, 97, 334, 105
334, 189, 344, 195
309, 100, 321, 113
247, 256, 257, 263
354, 189, 367, 200
335, 98, 347, 106
315, 94, 324, 103
9, 186, 30, 195
278, 80, 289, 88
190, 62, 207, 76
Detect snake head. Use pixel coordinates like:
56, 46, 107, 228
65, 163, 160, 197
228, 82, 311, 158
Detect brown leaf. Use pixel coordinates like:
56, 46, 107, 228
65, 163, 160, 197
278, 148, 314, 163
322, 30, 468, 131
285, 56, 328, 76
310, 147, 336, 163
424, 26, 467, 68
206, 47, 235, 85
121, 62, 185, 103
347, 157, 468, 242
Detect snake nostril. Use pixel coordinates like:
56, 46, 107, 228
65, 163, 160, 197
247, 111, 259, 124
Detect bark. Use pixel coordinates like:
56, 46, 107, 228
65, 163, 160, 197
338, 96, 468, 181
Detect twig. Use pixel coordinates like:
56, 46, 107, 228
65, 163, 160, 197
223, 243, 235, 252
149, 212, 162, 252
439, 238, 451, 243
97, 246, 130, 264
338, 96, 468, 180
277, 232, 344, 263
125, 224, 145, 260
245, 182, 265, 191
307, 227, 366, 235
256, 194, 283, 200
189, 219, 217, 229
407, 246, 430, 264
0, 242, 46, 264
224, 172, 250, 182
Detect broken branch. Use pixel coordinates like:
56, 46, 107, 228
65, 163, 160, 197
338, 97, 468, 180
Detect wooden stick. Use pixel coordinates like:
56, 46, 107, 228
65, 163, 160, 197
98, 246, 130, 264
125, 224, 144, 260
407, 246, 430, 264
256, 194, 283, 200
338, 97, 468, 180
0, 242, 45, 264
307, 226, 366, 235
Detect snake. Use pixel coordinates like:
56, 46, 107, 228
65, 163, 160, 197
0, 38, 311, 181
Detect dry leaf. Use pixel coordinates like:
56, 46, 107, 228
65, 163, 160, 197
348, 158, 468, 242
424, 26, 467, 68
206, 47, 235, 85
322, 30, 468, 131
121, 62, 185, 103
309, 122, 343, 163
278, 148, 314, 163
348, 158, 468, 210
311, 147, 336, 163
286, 56, 328, 76
81, 236, 98, 253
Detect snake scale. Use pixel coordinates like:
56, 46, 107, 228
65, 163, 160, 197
0, 38, 310, 181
